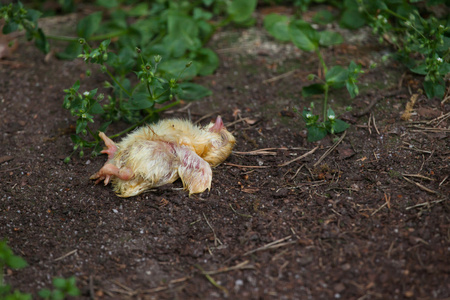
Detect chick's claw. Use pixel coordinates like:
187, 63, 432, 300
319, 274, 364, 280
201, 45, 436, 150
98, 132, 117, 160
90, 163, 134, 185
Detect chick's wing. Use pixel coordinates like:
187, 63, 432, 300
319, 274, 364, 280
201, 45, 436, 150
176, 146, 212, 195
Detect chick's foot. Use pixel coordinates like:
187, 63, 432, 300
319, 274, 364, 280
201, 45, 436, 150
98, 132, 117, 160
90, 163, 134, 185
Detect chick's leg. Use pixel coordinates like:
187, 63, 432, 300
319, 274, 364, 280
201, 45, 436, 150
176, 147, 212, 195
90, 163, 134, 185
98, 132, 117, 160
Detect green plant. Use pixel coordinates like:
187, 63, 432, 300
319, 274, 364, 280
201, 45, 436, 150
357, 0, 449, 100
38, 277, 80, 300
0, 240, 30, 300
1, 0, 258, 159
265, 15, 361, 141
0, 240, 80, 300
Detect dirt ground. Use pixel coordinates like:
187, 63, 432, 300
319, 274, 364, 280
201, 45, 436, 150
1, 8, 449, 300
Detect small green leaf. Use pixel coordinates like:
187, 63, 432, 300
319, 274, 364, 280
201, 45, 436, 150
423, 80, 445, 100
56, 41, 82, 60
77, 11, 103, 39
346, 81, 359, 98
38, 289, 52, 298
319, 31, 343, 47
228, 0, 257, 24
129, 93, 154, 110
2, 21, 19, 34
307, 125, 328, 142
313, 10, 335, 24
264, 14, 291, 42
179, 82, 212, 101
6, 255, 28, 269
289, 20, 319, 52
34, 28, 49, 54
339, 7, 366, 29
88, 102, 104, 114
332, 119, 350, 133
302, 84, 325, 97
96, 0, 119, 8
194, 48, 219, 76
325, 66, 348, 85
76, 119, 88, 134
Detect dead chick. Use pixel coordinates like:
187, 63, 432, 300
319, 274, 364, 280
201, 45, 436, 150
90, 116, 236, 197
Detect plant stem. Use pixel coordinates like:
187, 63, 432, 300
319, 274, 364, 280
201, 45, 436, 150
105, 68, 132, 97
46, 30, 128, 43
315, 49, 327, 75
323, 84, 329, 121
315, 49, 329, 121
109, 99, 181, 139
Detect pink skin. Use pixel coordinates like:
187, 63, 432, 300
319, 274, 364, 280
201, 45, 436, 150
90, 132, 134, 185
209, 116, 224, 133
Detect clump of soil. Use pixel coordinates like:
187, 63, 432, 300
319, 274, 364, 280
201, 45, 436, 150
1, 9, 449, 300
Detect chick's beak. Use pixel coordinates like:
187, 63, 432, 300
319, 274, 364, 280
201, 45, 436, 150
209, 115, 224, 133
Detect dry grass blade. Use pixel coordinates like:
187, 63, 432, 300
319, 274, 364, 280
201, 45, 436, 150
203, 213, 222, 247
53, 249, 77, 262
224, 163, 270, 169
196, 265, 229, 295
279, 146, 319, 167
263, 69, 296, 84
203, 260, 254, 275
406, 199, 447, 210
402, 173, 435, 181
194, 112, 218, 124
313, 131, 347, 167
244, 235, 294, 256
402, 175, 438, 194
234, 148, 279, 156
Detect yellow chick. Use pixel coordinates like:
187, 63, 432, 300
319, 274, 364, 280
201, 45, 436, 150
90, 116, 236, 197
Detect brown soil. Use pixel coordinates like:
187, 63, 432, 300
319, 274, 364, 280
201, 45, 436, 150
1, 9, 449, 300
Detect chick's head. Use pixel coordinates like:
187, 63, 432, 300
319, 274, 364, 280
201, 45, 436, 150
201, 116, 236, 167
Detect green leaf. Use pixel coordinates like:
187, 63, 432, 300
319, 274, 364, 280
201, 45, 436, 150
98, 121, 112, 133
178, 82, 212, 101
313, 10, 335, 24
409, 63, 427, 75
164, 11, 200, 57
3, 21, 19, 34
302, 83, 325, 97
159, 59, 198, 80
76, 119, 88, 134
88, 102, 104, 114
332, 119, 350, 133
129, 93, 154, 110
346, 81, 359, 98
77, 11, 103, 39
127, 3, 149, 16
194, 48, 219, 76
325, 66, 348, 85
263, 14, 291, 42
307, 125, 328, 142
34, 28, 49, 54
56, 41, 82, 60
6, 255, 28, 269
319, 31, 343, 47
38, 289, 52, 298
339, 7, 366, 29
289, 20, 319, 52
96, 0, 119, 8
423, 80, 445, 100
228, 0, 257, 24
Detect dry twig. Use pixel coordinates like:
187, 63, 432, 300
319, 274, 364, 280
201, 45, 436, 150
402, 175, 438, 194
244, 235, 295, 256
278, 146, 319, 167
313, 131, 347, 167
